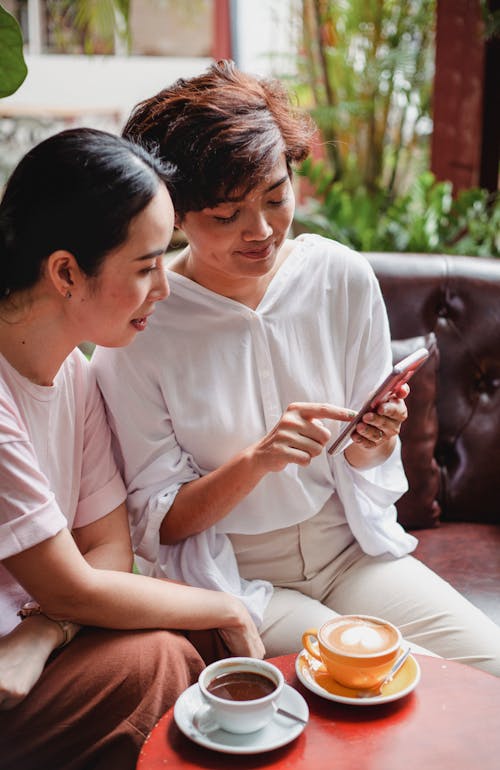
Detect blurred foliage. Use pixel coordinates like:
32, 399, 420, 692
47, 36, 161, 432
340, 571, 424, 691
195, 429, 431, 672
291, 0, 499, 257
296, 0, 435, 196
44, 0, 207, 55
45, 0, 129, 54
480, 0, 500, 38
295, 163, 500, 256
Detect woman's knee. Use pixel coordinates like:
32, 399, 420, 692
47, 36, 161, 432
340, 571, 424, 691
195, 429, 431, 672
52, 627, 204, 722
260, 588, 337, 657
0, 628, 204, 770
90, 628, 205, 694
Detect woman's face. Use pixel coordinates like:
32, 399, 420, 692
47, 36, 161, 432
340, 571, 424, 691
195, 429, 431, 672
79, 184, 174, 348
178, 155, 295, 292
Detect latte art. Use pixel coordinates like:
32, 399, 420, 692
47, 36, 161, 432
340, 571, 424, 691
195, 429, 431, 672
325, 617, 398, 656
340, 625, 386, 651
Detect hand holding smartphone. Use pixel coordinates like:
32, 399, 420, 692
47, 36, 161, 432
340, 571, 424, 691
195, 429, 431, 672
328, 346, 430, 456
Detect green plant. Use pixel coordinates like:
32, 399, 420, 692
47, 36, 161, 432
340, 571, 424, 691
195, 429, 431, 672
480, 0, 500, 38
291, 2, 499, 259
294, 163, 500, 257
43, 0, 208, 56
45, 0, 130, 54
295, 0, 435, 197
0, 4, 27, 98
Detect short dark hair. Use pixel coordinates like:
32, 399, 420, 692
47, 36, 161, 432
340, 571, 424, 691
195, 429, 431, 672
0, 127, 174, 298
123, 59, 315, 217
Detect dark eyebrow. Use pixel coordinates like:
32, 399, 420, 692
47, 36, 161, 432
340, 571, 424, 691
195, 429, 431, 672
223, 175, 290, 204
265, 175, 288, 193
135, 248, 167, 262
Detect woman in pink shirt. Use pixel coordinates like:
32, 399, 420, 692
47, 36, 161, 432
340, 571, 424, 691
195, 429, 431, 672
0, 128, 262, 770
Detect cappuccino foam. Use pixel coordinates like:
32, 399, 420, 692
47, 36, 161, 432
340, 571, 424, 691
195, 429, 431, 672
325, 618, 397, 655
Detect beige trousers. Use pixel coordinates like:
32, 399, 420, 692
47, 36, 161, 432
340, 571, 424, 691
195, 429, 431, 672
230, 504, 500, 676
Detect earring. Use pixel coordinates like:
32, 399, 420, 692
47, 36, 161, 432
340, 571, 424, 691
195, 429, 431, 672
65, 290, 72, 299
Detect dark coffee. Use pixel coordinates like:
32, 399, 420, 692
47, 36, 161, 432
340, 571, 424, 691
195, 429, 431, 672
207, 671, 276, 701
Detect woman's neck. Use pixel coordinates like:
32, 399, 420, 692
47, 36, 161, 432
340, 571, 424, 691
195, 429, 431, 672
0, 298, 74, 385
169, 240, 294, 310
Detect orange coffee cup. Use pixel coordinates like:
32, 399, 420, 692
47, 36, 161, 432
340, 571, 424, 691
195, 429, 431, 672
302, 614, 402, 690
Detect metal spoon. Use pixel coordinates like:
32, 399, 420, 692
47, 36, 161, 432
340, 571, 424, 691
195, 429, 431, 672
357, 647, 411, 698
275, 707, 308, 725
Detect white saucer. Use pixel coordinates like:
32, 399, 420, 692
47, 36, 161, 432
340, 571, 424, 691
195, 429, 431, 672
296, 648, 421, 706
173, 682, 308, 754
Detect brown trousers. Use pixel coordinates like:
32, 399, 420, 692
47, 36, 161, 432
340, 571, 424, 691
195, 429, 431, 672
0, 626, 230, 770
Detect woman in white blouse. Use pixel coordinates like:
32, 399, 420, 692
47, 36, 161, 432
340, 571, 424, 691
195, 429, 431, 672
94, 60, 500, 675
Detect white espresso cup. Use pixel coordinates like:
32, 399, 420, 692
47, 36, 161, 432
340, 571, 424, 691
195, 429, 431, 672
193, 657, 284, 735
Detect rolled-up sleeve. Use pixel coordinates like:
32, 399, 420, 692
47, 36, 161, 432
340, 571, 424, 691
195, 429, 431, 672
329, 257, 416, 556
0, 397, 66, 558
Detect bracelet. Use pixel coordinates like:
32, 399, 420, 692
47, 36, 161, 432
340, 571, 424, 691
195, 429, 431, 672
17, 602, 79, 648
52, 618, 75, 648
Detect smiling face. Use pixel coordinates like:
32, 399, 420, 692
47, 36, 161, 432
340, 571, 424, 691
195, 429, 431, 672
176, 156, 295, 300
79, 183, 174, 348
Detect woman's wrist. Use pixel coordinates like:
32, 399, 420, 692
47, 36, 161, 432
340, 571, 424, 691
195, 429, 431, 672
217, 593, 250, 630
243, 443, 274, 480
15, 613, 63, 654
17, 602, 81, 650
344, 434, 397, 469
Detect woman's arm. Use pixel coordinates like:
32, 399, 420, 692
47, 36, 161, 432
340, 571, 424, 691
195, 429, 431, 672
0, 501, 262, 711
2, 527, 264, 658
160, 387, 409, 544
72, 502, 133, 572
160, 402, 356, 544
1, 504, 141, 710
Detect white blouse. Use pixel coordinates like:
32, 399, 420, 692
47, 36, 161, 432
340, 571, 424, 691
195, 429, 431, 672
93, 235, 416, 624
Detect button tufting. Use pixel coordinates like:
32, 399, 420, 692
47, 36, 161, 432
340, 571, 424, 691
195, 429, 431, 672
474, 373, 500, 396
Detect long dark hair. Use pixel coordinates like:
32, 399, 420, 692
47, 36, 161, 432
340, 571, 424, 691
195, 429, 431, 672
0, 127, 174, 298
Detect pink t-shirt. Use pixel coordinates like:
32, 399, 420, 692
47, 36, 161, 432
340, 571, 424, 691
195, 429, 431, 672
0, 348, 126, 634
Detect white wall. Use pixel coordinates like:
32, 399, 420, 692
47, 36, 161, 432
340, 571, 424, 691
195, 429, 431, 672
0, 1, 299, 183
0, 54, 211, 128
0, 1, 299, 125
233, 0, 298, 77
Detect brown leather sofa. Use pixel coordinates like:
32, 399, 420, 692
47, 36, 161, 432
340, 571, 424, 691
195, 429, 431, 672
366, 253, 500, 627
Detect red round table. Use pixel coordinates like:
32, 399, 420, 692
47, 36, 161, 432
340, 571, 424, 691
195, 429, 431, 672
137, 654, 500, 770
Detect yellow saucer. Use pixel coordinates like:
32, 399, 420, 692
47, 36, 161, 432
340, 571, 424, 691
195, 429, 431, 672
295, 648, 420, 706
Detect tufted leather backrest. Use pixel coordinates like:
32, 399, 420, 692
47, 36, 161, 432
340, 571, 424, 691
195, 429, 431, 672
365, 253, 500, 525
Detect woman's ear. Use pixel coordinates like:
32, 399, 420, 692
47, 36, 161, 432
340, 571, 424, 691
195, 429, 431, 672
46, 251, 79, 299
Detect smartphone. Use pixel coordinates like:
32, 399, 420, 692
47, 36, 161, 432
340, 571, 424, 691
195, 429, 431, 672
328, 346, 431, 456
